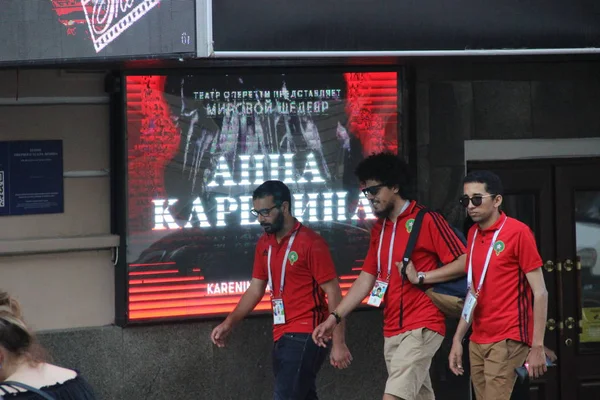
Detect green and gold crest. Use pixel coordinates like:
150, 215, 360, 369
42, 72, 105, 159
494, 240, 505, 256
406, 219, 415, 233
288, 251, 299, 265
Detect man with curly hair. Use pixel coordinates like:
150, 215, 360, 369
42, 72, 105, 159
313, 152, 467, 400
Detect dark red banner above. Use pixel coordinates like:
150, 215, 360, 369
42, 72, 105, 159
0, 0, 196, 65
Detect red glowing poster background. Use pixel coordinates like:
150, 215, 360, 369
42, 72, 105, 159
125, 72, 400, 321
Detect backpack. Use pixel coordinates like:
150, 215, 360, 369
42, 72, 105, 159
401, 208, 468, 319
0, 381, 55, 400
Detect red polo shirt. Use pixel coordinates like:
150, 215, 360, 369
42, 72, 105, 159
252, 221, 338, 342
362, 202, 466, 338
466, 213, 542, 346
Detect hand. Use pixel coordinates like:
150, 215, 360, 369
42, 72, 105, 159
210, 320, 233, 348
448, 339, 465, 376
526, 345, 548, 379
330, 342, 353, 369
544, 346, 557, 363
312, 314, 337, 347
396, 260, 418, 284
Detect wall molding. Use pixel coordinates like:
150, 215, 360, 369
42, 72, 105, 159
465, 138, 600, 162
0, 234, 119, 256
0, 96, 109, 106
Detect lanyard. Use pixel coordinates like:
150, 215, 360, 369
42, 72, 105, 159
267, 230, 298, 297
376, 201, 410, 280
467, 216, 508, 295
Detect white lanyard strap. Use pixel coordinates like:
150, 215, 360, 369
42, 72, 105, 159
267, 230, 298, 297
467, 216, 508, 295
376, 221, 397, 280
376, 201, 410, 280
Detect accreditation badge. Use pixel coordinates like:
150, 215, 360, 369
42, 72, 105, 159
367, 280, 389, 308
461, 291, 477, 324
272, 298, 286, 325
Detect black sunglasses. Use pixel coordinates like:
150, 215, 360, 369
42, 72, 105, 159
250, 205, 280, 217
362, 184, 387, 197
459, 194, 494, 208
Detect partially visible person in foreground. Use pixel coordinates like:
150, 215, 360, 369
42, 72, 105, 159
0, 291, 96, 399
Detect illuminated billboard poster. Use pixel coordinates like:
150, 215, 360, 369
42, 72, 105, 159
125, 71, 401, 321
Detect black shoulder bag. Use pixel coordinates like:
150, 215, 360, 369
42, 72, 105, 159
400, 208, 468, 320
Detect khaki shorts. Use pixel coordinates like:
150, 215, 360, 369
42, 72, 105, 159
469, 339, 529, 400
383, 328, 444, 400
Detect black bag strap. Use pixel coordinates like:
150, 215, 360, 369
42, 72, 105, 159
400, 208, 428, 276
399, 207, 428, 328
0, 381, 55, 400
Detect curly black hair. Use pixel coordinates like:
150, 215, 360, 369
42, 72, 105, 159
354, 152, 411, 199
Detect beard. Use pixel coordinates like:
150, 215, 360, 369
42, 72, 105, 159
373, 201, 395, 219
261, 211, 284, 234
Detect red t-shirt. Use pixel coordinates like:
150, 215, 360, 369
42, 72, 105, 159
362, 202, 466, 338
466, 213, 542, 346
252, 221, 338, 342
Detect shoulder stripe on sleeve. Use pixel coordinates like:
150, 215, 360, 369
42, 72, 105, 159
432, 211, 464, 257
429, 211, 463, 259
430, 211, 463, 252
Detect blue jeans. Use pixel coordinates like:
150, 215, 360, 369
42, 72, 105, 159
272, 333, 329, 400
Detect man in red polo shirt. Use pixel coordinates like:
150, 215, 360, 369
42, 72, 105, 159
210, 180, 352, 400
312, 152, 467, 400
448, 170, 549, 400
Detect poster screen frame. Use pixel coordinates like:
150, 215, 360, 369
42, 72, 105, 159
115, 66, 410, 325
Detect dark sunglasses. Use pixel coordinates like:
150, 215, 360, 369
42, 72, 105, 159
459, 194, 494, 208
362, 184, 387, 197
250, 205, 279, 217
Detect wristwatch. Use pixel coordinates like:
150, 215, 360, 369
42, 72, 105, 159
417, 272, 426, 286
331, 310, 342, 324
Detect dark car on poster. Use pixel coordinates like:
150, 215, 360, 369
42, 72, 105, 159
129, 219, 371, 282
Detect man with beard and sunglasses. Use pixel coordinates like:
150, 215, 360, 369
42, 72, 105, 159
448, 170, 548, 400
312, 152, 467, 400
210, 180, 352, 400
